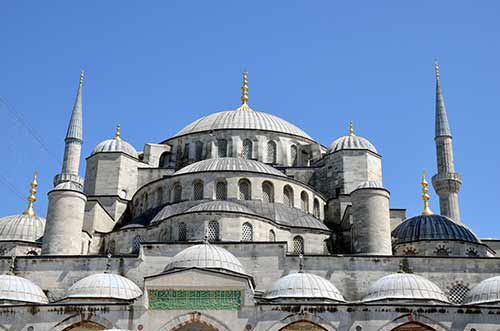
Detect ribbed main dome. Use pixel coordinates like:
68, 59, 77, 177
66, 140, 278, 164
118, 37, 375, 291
265, 272, 345, 302
329, 135, 377, 154
92, 138, 138, 158
0, 274, 49, 304
362, 273, 449, 303
174, 109, 312, 140
165, 243, 246, 275
175, 158, 286, 177
392, 214, 480, 244
185, 201, 255, 214
466, 276, 500, 305
0, 214, 45, 243
66, 273, 142, 300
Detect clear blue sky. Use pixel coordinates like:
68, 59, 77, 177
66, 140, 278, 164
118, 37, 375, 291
1, 2, 499, 237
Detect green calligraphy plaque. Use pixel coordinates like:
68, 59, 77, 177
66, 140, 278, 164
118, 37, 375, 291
148, 289, 241, 310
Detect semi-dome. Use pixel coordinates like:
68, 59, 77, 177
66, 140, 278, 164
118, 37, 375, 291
185, 200, 256, 215
165, 243, 246, 275
0, 274, 49, 304
265, 272, 345, 302
392, 214, 480, 245
466, 276, 500, 305
362, 273, 449, 303
0, 214, 45, 243
175, 158, 286, 177
66, 273, 142, 300
174, 108, 313, 140
91, 126, 138, 158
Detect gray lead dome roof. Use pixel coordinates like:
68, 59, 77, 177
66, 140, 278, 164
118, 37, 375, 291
329, 135, 377, 154
0, 274, 49, 304
174, 109, 313, 140
92, 138, 138, 158
66, 273, 142, 300
185, 201, 256, 214
362, 273, 449, 303
466, 276, 500, 305
0, 214, 45, 243
265, 272, 345, 302
175, 158, 286, 177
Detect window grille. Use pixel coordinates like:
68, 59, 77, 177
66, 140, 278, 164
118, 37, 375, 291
269, 230, 276, 242
448, 283, 470, 304
193, 182, 204, 200
173, 184, 182, 203
267, 141, 277, 163
292, 236, 304, 254
283, 186, 294, 207
195, 141, 203, 161
217, 139, 227, 157
242, 139, 252, 159
403, 246, 418, 256
132, 236, 141, 254
291, 145, 298, 166
239, 180, 251, 200
178, 222, 187, 241
300, 191, 309, 212
242, 222, 253, 241
313, 199, 320, 218
216, 181, 227, 200
207, 221, 220, 242
262, 182, 274, 203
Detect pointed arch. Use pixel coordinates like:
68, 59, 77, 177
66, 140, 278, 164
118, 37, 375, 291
377, 313, 449, 331
52, 313, 115, 331
156, 312, 231, 331
266, 312, 337, 331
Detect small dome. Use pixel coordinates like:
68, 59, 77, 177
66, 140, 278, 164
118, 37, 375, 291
466, 276, 500, 305
329, 135, 377, 154
0, 274, 48, 304
362, 273, 448, 303
185, 201, 255, 215
66, 273, 142, 300
175, 158, 286, 177
392, 214, 480, 245
174, 109, 312, 140
0, 214, 45, 243
265, 272, 344, 302
92, 138, 138, 158
165, 243, 246, 275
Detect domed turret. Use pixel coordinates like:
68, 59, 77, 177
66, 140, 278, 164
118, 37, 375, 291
329, 121, 377, 154
92, 125, 138, 158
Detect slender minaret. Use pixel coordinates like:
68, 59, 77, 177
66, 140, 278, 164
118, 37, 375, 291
53, 70, 84, 190
431, 62, 462, 223
42, 71, 87, 255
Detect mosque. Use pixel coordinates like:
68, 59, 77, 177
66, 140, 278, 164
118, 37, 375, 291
0, 64, 500, 330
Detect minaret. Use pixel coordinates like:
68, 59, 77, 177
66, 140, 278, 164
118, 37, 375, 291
431, 62, 462, 223
42, 71, 87, 255
54, 70, 84, 190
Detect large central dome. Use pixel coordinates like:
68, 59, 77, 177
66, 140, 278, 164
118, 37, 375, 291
174, 108, 313, 140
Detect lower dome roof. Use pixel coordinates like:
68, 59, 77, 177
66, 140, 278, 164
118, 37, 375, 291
0, 274, 49, 304
66, 273, 142, 300
466, 276, 500, 305
175, 158, 286, 177
185, 200, 256, 214
329, 135, 377, 154
0, 214, 45, 243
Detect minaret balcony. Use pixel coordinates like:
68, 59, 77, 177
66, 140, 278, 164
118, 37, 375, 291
432, 172, 462, 194
53, 173, 84, 187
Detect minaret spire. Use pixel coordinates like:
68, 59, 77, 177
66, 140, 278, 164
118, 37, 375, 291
431, 61, 462, 223
23, 171, 38, 217
66, 70, 84, 143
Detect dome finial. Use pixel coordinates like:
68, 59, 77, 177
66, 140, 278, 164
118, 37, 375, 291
114, 124, 121, 141
23, 171, 38, 217
420, 170, 433, 216
79, 70, 84, 86
349, 121, 355, 136
237, 71, 252, 111
298, 254, 304, 273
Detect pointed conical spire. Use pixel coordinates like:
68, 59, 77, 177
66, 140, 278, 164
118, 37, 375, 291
420, 170, 433, 216
23, 171, 38, 217
435, 61, 451, 138
65, 70, 84, 142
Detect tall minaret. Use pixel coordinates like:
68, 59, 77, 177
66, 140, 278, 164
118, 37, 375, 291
53, 70, 84, 190
431, 62, 462, 223
42, 71, 87, 255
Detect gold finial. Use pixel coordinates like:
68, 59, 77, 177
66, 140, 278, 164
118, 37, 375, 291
349, 121, 355, 136
23, 171, 38, 217
434, 60, 439, 80
114, 124, 121, 141
79, 70, 84, 86
420, 170, 433, 216
241, 71, 249, 105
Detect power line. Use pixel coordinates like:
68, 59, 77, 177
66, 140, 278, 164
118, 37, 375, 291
0, 173, 24, 201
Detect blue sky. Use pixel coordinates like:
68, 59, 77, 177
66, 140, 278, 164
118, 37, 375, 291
1, 2, 499, 237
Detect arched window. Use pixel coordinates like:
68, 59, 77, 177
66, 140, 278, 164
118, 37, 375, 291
175, 145, 182, 166
292, 235, 304, 254
132, 235, 141, 254
283, 185, 294, 208
173, 184, 182, 203
242, 222, 253, 241
313, 199, 320, 218
193, 181, 204, 200
207, 221, 220, 242
242, 139, 252, 159
238, 179, 251, 200
216, 181, 227, 200
217, 139, 227, 157
269, 229, 276, 242
159, 151, 171, 168
290, 145, 298, 166
178, 222, 187, 241
183, 143, 190, 160
143, 193, 149, 210
195, 141, 203, 161
300, 191, 309, 213
156, 187, 163, 206
267, 140, 277, 164
262, 181, 274, 203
